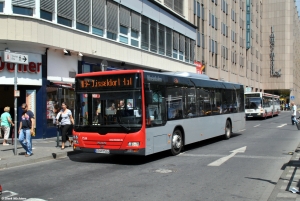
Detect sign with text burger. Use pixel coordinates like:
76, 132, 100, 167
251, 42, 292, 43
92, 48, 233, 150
0, 51, 42, 86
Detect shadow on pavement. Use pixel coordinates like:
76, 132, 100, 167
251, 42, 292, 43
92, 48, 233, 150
244, 177, 277, 185
67, 133, 243, 166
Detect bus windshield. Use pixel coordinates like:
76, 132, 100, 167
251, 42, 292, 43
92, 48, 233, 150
245, 97, 262, 109
74, 89, 142, 133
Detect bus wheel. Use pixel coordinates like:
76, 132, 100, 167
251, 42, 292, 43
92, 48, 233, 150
170, 130, 183, 155
224, 120, 232, 140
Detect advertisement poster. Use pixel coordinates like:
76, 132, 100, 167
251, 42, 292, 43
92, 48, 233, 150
26, 90, 36, 128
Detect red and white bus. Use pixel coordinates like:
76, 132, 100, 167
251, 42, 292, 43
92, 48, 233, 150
245, 92, 280, 120
73, 70, 245, 156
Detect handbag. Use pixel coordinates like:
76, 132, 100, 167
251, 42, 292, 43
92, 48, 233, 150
58, 113, 62, 122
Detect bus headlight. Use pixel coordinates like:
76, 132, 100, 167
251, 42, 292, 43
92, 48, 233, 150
128, 142, 140, 147
73, 135, 78, 139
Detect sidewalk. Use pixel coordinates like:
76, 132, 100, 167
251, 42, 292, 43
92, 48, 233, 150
268, 142, 300, 201
0, 137, 79, 170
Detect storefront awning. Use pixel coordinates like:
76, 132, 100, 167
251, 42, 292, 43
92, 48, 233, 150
47, 76, 75, 84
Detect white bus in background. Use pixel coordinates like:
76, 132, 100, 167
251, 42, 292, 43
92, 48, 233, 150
245, 92, 280, 120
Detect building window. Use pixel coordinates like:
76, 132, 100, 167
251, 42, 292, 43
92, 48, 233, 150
119, 25, 129, 44
107, 32, 117, 40
166, 28, 172, 57
120, 35, 128, 44
120, 25, 128, 35
131, 30, 139, 47
40, 10, 52, 21
0, 2, 4, 12
158, 24, 165, 55
13, 6, 33, 16
150, 20, 157, 53
141, 16, 149, 50
58, 16, 72, 27
92, 27, 103, 37
131, 39, 139, 47
164, 0, 184, 15
76, 22, 89, 32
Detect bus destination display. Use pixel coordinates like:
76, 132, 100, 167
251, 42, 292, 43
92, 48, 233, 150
76, 74, 138, 90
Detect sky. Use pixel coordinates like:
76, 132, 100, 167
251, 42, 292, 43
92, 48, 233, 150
296, 0, 300, 15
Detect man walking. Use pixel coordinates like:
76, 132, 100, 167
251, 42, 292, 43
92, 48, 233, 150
18, 103, 35, 157
291, 102, 298, 125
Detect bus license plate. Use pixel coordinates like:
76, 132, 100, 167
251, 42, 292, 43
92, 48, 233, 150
247, 109, 253, 112
95, 149, 110, 154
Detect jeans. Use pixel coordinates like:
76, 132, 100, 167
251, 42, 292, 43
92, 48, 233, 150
19, 128, 32, 155
292, 116, 299, 125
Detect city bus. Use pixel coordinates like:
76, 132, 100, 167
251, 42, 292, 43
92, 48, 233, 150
245, 92, 280, 120
72, 70, 245, 156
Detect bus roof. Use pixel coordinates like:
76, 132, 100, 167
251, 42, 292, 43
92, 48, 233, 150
245, 92, 279, 98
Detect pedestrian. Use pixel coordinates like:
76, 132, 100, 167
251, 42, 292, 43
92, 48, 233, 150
18, 103, 35, 156
56, 102, 74, 150
291, 102, 298, 125
1, 107, 14, 145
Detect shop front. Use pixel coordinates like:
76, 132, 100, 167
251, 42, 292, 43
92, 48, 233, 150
45, 49, 78, 138
0, 51, 43, 138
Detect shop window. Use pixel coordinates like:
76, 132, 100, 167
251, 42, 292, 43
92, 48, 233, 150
0, 3, 3, 12
107, 31, 117, 40
76, 22, 89, 32
92, 27, 103, 37
47, 87, 75, 128
13, 6, 33, 16
82, 63, 101, 73
58, 16, 72, 27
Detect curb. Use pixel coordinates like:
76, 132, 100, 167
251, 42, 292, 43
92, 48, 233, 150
267, 143, 300, 200
0, 151, 81, 170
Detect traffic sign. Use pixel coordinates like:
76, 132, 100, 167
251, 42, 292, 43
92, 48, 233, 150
291, 96, 295, 100
3, 51, 29, 65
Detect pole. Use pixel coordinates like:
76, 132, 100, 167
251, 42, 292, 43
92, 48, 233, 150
14, 63, 18, 155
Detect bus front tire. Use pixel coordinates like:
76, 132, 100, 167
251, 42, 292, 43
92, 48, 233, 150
170, 129, 183, 156
224, 120, 232, 140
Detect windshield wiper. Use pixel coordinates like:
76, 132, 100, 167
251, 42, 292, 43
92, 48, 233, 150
116, 116, 131, 132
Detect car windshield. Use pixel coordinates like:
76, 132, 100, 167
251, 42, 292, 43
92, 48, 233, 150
245, 97, 261, 109
74, 90, 142, 133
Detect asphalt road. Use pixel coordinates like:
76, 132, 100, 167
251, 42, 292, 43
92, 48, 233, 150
0, 111, 299, 201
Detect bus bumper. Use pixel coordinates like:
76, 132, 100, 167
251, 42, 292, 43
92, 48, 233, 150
74, 146, 146, 155
245, 113, 263, 118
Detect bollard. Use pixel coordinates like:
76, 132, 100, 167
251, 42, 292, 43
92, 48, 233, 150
56, 125, 60, 147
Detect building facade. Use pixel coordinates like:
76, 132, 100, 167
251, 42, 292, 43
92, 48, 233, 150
0, 0, 300, 138
0, 0, 196, 138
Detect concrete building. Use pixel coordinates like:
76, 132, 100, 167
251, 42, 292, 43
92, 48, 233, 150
189, 0, 300, 104
0, 0, 196, 138
0, 0, 299, 138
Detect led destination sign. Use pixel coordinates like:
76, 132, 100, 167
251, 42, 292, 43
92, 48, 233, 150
76, 74, 140, 90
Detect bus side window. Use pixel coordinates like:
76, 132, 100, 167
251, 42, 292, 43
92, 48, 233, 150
146, 84, 167, 127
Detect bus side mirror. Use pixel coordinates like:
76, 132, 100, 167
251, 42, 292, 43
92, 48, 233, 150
145, 91, 153, 104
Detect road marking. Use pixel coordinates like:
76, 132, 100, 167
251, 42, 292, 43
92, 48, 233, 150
181, 154, 286, 160
254, 124, 260, 127
239, 129, 246, 132
277, 123, 287, 127
208, 146, 247, 166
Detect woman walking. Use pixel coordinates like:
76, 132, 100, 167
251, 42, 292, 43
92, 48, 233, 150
56, 102, 74, 150
1, 107, 14, 145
